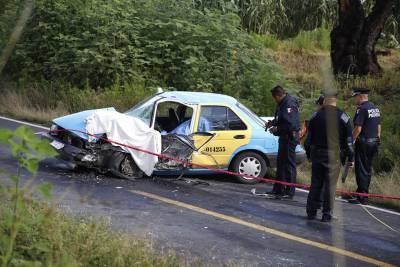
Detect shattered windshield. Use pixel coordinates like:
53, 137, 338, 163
125, 95, 162, 126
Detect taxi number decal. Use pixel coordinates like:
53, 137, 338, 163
204, 146, 226, 153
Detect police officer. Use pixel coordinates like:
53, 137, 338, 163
266, 85, 300, 199
305, 91, 354, 222
349, 87, 381, 205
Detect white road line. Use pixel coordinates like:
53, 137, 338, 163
0, 115, 49, 130
2, 115, 399, 217
296, 187, 400, 216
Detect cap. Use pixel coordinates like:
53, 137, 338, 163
351, 87, 370, 96
315, 95, 324, 105
322, 89, 338, 98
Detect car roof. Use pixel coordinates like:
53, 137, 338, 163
160, 91, 237, 105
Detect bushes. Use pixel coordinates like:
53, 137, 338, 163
0, 0, 24, 51
5, 0, 280, 108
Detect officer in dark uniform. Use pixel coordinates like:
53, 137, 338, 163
305, 91, 354, 222
266, 85, 300, 199
350, 87, 381, 205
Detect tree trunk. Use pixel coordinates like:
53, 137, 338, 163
331, 0, 394, 76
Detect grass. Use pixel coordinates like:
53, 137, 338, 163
0, 79, 154, 124
253, 27, 331, 52
0, 187, 181, 266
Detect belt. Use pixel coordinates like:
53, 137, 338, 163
358, 137, 379, 143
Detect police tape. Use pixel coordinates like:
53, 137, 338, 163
49, 129, 400, 201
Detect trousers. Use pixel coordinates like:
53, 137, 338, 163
273, 134, 297, 196
306, 149, 340, 216
355, 139, 378, 200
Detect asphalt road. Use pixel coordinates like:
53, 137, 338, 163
0, 116, 399, 266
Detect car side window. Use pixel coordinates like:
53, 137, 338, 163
227, 108, 247, 130
199, 106, 246, 131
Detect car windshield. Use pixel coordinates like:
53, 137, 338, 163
125, 95, 163, 126
236, 102, 265, 128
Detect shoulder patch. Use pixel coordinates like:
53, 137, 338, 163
341, 113, 350, 124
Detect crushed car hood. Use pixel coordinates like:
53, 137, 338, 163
53, 107, 116, 140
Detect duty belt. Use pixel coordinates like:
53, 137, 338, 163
358, 137, 379, 143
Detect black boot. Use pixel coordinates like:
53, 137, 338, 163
321, 214, 332, 222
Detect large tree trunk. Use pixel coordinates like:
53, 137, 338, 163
331, 0, 394, 76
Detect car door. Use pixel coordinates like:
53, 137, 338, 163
192, 105, 251, 168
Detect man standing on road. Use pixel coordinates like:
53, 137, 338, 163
266, 85, 300, 200
305, 91, 354, 222
348, 87, 381, 205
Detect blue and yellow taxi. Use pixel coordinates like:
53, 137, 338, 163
45, 91, 306, 183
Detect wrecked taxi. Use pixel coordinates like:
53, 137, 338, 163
43, 91, 306, 184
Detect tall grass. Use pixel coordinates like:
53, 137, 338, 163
253, 27, 331, 52
0, 80, 154, 124
195, 0, 337, 37
0, 197, 180, 266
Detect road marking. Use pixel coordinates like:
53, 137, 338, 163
130, 190, 396, 267
0, 115, 48, 130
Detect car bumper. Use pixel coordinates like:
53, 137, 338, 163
41, 132, 86, 162
265, 150, 307, 168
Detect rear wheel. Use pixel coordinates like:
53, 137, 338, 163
232, 152, 267, 184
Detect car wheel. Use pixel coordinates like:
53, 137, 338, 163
232, 152, 267, 184
110, 153, 144, 180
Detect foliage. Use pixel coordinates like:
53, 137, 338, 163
195, 0, 337, 37
5, 0, 281, 108
0, 126, 57, 267
0, 0, 24, 51
196, 0, 399, 46
0, 126, 179, 266
287, 28, 331, 51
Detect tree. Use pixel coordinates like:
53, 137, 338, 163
331, 0, 399, 76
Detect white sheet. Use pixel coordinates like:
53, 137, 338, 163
85, 110, 161, 176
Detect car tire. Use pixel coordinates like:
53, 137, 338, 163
110, 153, 144, 180
231, 152, 267, 184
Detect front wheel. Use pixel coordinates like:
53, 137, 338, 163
110, 153, 144, 180
232, 152, 267, 184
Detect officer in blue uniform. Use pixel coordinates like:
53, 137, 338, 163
349, 87, 381, 204
305, 91, 354, 222
266, 85, 300, 199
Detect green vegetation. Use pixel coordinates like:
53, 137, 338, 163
0, 126, 179, 266
253, 27, 331, 51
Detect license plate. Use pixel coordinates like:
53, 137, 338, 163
50, 140, 64, 150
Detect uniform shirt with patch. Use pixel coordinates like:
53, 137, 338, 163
304, 106, 354, 162
353, 101, 381, 139
271, 94, 300, 137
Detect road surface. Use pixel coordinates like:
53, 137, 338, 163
0, 116, 399, 266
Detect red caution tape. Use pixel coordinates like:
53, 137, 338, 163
49, 129, 400, 201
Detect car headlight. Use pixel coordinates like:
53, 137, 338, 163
50, 124, 58, 135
